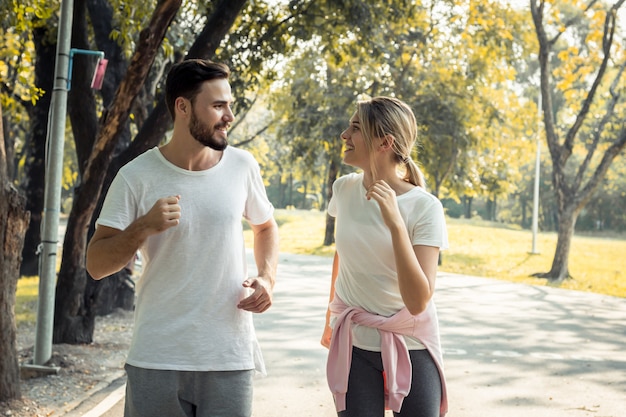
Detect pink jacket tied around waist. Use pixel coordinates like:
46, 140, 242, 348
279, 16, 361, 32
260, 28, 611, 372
326, 295, 448, 416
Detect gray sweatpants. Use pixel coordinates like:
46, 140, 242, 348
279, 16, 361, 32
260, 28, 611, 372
124, 364, 254, 417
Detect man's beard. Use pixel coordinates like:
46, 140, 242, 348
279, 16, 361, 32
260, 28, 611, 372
189, 109, 228, 151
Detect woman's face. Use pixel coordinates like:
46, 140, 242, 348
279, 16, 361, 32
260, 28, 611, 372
340, 112, 369, 169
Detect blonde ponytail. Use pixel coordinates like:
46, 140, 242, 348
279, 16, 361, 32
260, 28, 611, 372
402, 157, 425, 188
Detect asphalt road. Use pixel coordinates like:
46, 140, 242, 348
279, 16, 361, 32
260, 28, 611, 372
68, 252, 626, 417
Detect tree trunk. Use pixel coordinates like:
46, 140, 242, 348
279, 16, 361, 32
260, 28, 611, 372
52, 0, 250, 344
548, 210, 575, 280
520, 195, 528, 228
288, 172, 293, 207
117, 0, 249, 169
85, 268, 135, 316
54, 189, 98, 343
1, 114, 13, 180
68, 0, 135, 318
536, 204, 578, 281
463, 196, 473, 219
323, 151, 341, 247
68, 0, 100, 173
486, 200, 492, 220
70, 0, 134, 175
54, 0, 182, 344
79, 0, 249, 320
0, 185, 29, 401
278, 171, 285, 208
20, 25, 56, 277
1, 105, 30, 402
530, 0, 626, 280
86, 0, 129, 111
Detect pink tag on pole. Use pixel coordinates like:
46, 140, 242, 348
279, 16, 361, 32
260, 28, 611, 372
91, 58, 108, 90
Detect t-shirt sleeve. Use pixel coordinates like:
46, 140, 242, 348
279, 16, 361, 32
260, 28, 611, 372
327, 179, 340, 218
410, 196, 449, 250
243, 157, 274, 225
96, 172, 136, 231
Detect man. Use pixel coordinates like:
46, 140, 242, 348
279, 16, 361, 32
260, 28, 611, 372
86, 59, 279, 417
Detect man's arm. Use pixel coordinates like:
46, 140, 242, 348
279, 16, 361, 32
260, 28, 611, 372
252, 217, 279, 289
237, 217, 279, 313
87, 224, 147, 280
86, 195, 181, 279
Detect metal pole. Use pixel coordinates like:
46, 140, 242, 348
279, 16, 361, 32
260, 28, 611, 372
34, 0, 74, 365
530, 91, 541, 255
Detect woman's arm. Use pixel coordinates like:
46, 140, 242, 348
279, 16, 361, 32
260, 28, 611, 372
321, 251, 340, 348
367, 180, 439, 315
387, 222, 439, 314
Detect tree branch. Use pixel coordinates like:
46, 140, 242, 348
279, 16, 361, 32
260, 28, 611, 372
548, 0, 598, 46
573, 59, 626, 190
231, 122, 273, 148
83, 0, 182, 187
561, 0, 620, 160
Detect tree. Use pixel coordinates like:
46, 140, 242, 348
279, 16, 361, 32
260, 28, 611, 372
66, 0, 137, 318
270, 1, 445, 244
53, 0, 182, 343
0, 103, 30, 402
271, 42, 359, 244
411, 0, 535, 204
4, 0, 624, 351
269, 0, 537, 236
0, 1, 56, 276
531, 0, 626, 280
577, 158, 626, 231
53, 0, 273, 343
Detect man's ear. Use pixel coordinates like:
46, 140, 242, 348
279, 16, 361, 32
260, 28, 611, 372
175, 97, 189, 117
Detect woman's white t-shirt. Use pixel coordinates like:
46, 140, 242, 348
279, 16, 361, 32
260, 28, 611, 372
328, 172, 448, 351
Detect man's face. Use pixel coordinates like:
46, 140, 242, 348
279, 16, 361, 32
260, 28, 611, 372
188, 78, 234, 151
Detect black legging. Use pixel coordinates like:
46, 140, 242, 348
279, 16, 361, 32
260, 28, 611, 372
337, 347, 442, 417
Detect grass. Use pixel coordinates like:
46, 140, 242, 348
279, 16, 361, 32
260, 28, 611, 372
443, 218, 626, 297
18, 208, 624, 327
15, 276, 39, 325
245, 208, 626, 298
243, 208, 336, 257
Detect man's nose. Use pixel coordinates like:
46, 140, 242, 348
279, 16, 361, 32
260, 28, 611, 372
224, 106, 235, 122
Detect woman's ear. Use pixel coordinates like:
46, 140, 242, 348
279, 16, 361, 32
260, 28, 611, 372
379, 135, 394, 150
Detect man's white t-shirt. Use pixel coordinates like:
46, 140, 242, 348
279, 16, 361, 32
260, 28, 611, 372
96, 146, 273, 372
328, 172, 448, 351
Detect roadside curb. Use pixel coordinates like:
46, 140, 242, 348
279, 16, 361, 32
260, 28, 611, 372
80, 382, 126, 417
61, 372, 126, 417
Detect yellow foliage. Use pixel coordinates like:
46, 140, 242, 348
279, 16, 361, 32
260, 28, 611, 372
62, 163, 78, 192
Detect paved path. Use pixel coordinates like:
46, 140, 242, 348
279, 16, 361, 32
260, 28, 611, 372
71, 252, 626, 417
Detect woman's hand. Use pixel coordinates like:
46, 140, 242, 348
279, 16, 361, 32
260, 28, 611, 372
366, 180, 403, 230
367, 180, 437, 315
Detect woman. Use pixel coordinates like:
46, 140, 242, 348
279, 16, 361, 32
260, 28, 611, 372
323, 96, 448, 417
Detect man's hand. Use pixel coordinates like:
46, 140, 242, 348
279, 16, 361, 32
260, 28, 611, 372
142, 195, 181, 234
237, 277, 273, 313
87, 195, 181, 279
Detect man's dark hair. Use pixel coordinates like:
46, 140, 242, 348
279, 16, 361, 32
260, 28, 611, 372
165, 59, 230, 120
